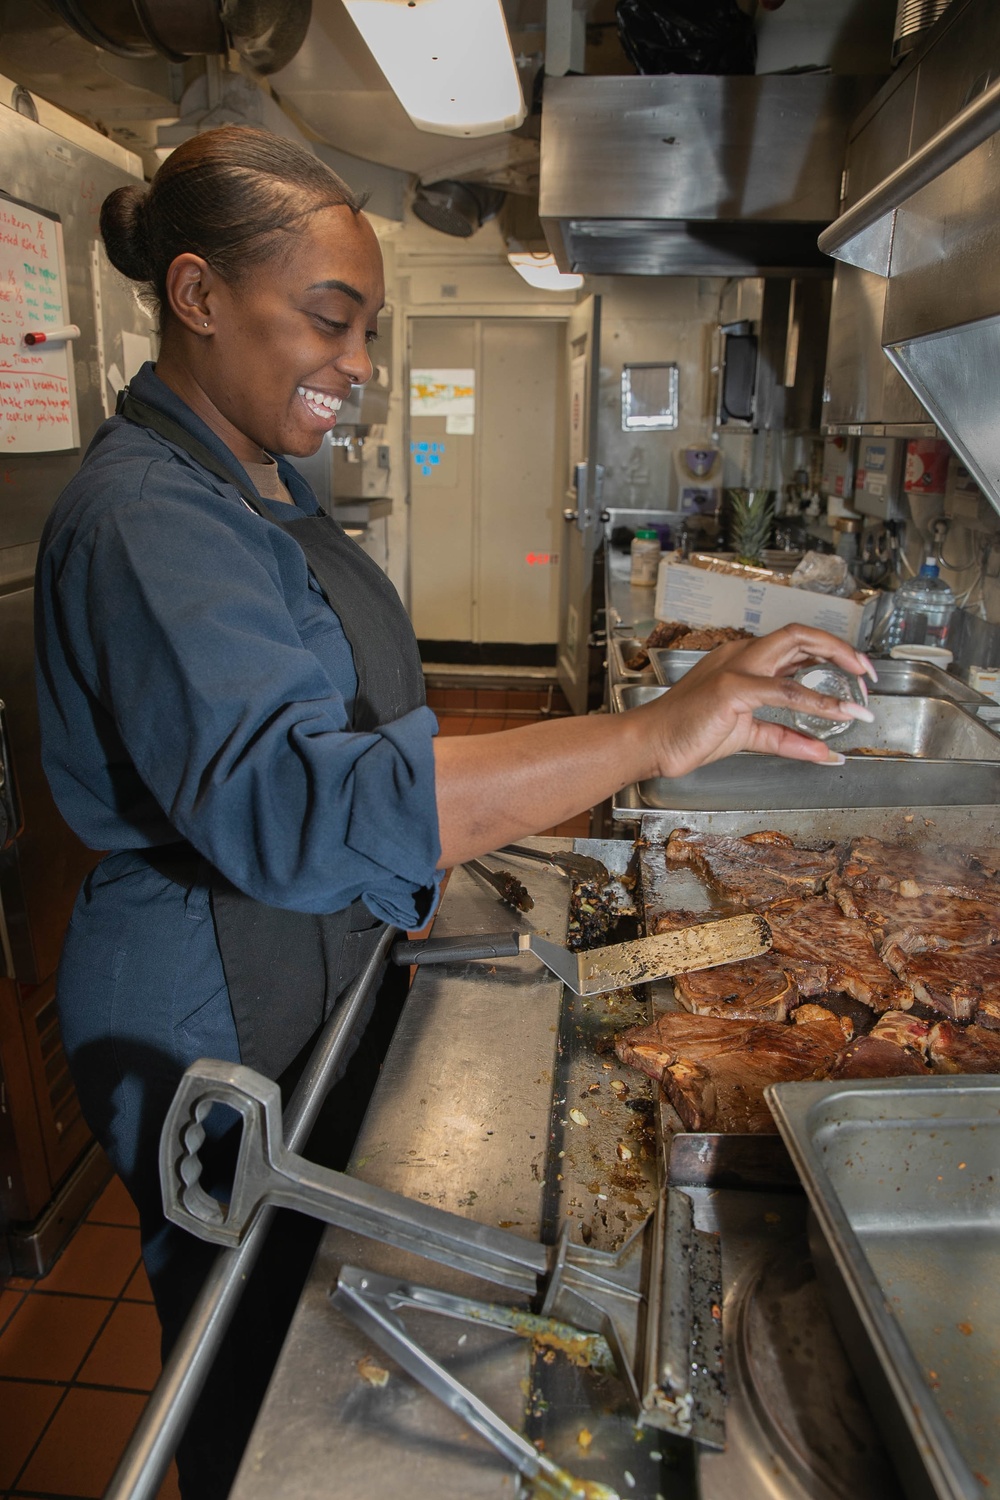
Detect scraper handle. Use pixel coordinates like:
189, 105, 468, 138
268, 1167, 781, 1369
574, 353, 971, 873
391, 932, 521, 966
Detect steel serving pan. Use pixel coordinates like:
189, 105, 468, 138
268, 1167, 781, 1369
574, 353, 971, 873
647, 647, 708, 686
612, 684, 1000, 811
609, 635, 657, 682
767, 1076, 1000, 1500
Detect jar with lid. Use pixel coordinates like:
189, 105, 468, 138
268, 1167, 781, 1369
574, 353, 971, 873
885, 557, 956, 647
630, 528, 661, 587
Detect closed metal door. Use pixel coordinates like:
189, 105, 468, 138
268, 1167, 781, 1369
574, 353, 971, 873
408, 317, 565, 646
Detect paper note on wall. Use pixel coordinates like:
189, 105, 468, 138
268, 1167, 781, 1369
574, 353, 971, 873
0, 194, 79, 453
409, 368, 475, 418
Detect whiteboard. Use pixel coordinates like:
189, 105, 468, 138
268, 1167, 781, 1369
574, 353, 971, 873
0, 193, 79, 453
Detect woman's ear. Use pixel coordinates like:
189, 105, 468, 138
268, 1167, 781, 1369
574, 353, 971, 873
164, 253, 217, 336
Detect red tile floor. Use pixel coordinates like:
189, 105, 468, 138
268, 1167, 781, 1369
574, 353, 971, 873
0, 681, 590, 1497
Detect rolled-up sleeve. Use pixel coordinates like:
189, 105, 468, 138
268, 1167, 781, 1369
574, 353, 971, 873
49, 458, 442, 924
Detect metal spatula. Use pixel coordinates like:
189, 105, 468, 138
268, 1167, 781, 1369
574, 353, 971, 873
391, 913, 771, 996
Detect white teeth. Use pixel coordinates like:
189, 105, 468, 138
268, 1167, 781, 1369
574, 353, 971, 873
297, 385, 342, 416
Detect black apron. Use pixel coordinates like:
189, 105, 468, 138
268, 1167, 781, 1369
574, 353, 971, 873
118, 389, 427, 1078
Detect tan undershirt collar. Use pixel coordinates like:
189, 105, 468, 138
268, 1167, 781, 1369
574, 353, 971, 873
243, 455, 295, 506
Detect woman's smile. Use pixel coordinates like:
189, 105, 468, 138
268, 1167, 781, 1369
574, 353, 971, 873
296, 384, 345, 429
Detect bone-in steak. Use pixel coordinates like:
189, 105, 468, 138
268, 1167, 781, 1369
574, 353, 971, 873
767, 897, 913, 1013
839, 837, 1000, 902
879, 940, 1000, 1025
665, 829, 839, 909
831, 887, 1000, 953
926, 1020, 1000, 1074
615, 1007, 847, 1133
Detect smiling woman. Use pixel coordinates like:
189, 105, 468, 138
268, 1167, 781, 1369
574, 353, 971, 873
33, 125, 873, 1500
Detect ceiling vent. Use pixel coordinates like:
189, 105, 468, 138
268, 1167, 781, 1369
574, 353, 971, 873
412, 180, 506, 238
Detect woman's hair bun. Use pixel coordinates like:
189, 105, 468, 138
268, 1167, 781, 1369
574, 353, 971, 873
100, 185, 153, 283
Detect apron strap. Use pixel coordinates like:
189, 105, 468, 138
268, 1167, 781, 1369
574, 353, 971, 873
118, 388, 270, 518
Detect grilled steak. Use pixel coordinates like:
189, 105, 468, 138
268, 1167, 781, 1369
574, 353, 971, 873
615, 1007, 847, 1133
665, 829, 839, 909
926, 1020, 1000, 1074
879, 941, 1000, 1024
826, 1035, 932, 1078
827, 1006, 932, 1079
768, 897, 913, 1013
673, 953, 828, 1021
839, 837, 1000, 902
832, 887, 1000, 953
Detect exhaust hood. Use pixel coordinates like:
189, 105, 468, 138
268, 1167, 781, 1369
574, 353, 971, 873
818, 0, 1000, 516
538, 74, 873, 278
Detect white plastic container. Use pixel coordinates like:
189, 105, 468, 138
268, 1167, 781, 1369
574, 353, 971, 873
630, 528, 661, 587
885, 557, 956, 648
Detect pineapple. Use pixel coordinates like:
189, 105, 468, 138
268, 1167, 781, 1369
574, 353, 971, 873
728, 488, 774, 566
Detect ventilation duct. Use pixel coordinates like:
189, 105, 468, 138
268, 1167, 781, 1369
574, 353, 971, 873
539, 74, 872, 277
412, 180, 505, 238
48, 0, 309, 72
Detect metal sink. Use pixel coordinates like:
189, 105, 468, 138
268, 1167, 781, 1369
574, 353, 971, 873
612, 683, 1000, 810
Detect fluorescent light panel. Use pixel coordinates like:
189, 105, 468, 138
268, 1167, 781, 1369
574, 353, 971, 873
343, 0, 526, 138
507, 251, 584, 291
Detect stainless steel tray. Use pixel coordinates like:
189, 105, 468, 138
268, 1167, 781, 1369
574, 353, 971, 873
648, 647, 707, 685
767, 1076, 1000, 1500
869, 659, 989, 706
612, 685, 1000, 811
609, 634, 656, 682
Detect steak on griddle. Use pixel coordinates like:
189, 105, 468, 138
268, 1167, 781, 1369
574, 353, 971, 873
831, 887, 1000, 953
827, 1018, 933, 1079
880, 940, 1000, 1025
767, 897, 913, 1013
615, 1006, 847, 1133
665, 829, 839, 909
926, 1020, 1000, 1073
839, 837, 1000, 902
672, 952, 828, 1022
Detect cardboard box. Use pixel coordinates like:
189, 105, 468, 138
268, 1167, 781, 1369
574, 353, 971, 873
968, 666, 1000, 705
654, 556, 879, 647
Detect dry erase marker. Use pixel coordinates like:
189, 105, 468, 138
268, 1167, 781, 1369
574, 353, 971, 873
23, 324, 80, 346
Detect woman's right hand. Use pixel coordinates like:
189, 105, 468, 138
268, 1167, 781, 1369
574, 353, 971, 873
632, 623, 876, 780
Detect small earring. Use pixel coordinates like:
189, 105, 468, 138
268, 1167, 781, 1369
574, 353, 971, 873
203, 321, 209, 328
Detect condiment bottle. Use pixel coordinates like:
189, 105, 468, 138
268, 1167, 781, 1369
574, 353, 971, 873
630, 528, 661, 587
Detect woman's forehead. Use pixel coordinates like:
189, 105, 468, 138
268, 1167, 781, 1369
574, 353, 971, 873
289, 206, 384, 304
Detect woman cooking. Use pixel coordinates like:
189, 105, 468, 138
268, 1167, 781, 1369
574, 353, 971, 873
34, 125, 874, 1496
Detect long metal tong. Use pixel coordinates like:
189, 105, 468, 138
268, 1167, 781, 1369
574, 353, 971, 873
495, 842, 611, 886
160, 1059, 650, 1400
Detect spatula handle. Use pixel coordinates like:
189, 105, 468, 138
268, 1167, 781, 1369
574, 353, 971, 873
391, 932, 521, 966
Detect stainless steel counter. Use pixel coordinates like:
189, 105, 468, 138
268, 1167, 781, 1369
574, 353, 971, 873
230, 840, 674, 1500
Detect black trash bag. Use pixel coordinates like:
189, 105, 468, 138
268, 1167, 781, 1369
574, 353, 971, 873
615, 0, 757, 75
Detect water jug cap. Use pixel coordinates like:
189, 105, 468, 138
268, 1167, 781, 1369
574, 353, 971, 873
919, 556, 940, 576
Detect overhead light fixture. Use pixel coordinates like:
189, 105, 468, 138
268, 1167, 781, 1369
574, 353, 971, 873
342, 0, 526, 138
507, 251, 584, 292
